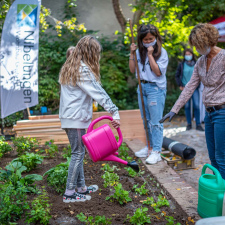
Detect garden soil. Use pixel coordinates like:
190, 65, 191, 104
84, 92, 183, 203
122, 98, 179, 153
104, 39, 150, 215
0, 144, 194, 225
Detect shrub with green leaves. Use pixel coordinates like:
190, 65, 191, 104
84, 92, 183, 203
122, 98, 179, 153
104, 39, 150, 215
143, 194, 170, 213
0, 136, 12, 158
12, 136, 39, 156
126, 207, 151, 225
12, 153, 44, 172
62, 144, 71, 158
101, 171, 119, 188
44, 158, 70, 194
26, 188, 52, 225
76, 212, 112, 225
45, 139, 58, 158
132, 182, 149, 196
0, 161, 42, 193
0, 183, 30, 224
106, 183, 132, 205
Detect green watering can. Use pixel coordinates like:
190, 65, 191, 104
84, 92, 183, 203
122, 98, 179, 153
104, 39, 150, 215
198, 164, 225, 218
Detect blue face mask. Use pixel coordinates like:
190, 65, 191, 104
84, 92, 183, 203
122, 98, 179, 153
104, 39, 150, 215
184, 55, 193, 61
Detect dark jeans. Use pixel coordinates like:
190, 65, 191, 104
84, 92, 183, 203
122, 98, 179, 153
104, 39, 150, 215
204, 108, 225, 179
184, 88, 200, 126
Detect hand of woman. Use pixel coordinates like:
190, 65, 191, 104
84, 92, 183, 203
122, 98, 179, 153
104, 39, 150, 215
147, 46, 154, 55
130, 43, 137, 54
111, 120, 120, 129
179, 86, 184, 91
159, 112, 176, 123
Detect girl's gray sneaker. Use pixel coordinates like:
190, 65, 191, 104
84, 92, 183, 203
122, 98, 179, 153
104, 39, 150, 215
63, 192, 91, 203
77, 185, 98, 194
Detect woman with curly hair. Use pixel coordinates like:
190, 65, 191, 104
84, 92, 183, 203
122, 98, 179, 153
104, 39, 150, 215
160, 23, 225, 179
175, 48, 204, 131
129, 24, 169, 164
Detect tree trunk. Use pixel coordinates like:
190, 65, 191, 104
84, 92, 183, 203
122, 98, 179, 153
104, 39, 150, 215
112, 0, 127, 33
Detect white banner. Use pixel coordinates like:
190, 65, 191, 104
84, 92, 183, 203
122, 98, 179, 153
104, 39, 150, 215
0, 0, 41, 118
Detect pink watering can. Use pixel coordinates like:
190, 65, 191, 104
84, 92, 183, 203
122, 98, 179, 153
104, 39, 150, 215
82, 115, 139, 172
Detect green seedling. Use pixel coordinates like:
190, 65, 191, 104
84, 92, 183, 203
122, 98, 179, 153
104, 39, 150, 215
125, 166, 144, 177
101, 171, 119, 188
132, 182, 149, 195
0, 136, 12, 158
62, 144, 71, 158
12, 153, 43, 172
165, 215, 181, 225
101, 163, 119, 172
126, 207, 151, 225
106, 183, 132, 205
45, 139, 58, 158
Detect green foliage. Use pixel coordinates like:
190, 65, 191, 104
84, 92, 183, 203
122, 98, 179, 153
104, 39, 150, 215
44, 158, 70, 194
12, 153, 44, 172
0, 136, 12, 158
26, 188, 52, 225
0, 183, 30, 224
143, 194, 170, 213
62, 144, 72, 158
165, 216, 181, 225
101, 171, 120, 188
0, 161, 42, 193
106, 183, 132, 205
132, 182, 149, 195
45, 139, 58, 158
12, 136, 39, 156
126, 207, 151, 225
125, 166, 144, 177
101, 163, 119, 173
118, 141, 130, 161
76, 212, 112, 225
0, 111, 24, 127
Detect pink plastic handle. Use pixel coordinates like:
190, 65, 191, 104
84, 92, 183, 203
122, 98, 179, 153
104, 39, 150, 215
87, 115, 123, 147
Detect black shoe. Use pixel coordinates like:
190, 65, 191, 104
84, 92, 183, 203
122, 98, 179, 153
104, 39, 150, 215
63, 192, 91, 203
196, 125, 204, 131
186, 124, 192, 130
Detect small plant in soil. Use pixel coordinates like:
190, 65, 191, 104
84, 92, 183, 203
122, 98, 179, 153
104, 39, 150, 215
12, 136, 39, 156
62, 144, 71, 158
76, 212, 112, 225
143, 194, 170, 213
101, 171, 119, 188
44, 158, 70, 194
12, 153, 44, 172
45, 139, 58, 158
101, 163, 119, 172
0, 136, 12, 158
26, 188, 52, 225
106, 183, 132, 205
126, 207, 151, 225
125, 166, 144, 177
0, 161, 42, 193
165, 215, 181, 225
132, 182, 149, 195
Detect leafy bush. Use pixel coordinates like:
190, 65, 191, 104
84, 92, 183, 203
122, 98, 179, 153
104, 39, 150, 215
45, 139, 58, 158
12, 153, 44, 172
44, 158, 70, 194
0, 136, 12, 158
0, 110, 24, 128
26, 188, 52, 225
62, 144, 71, 158
106, 183, 132, 205
101, 171, 119, 188
0, 161, 42, 193
76, 212, 112, 225
12, 136, 39, 156
0, 183, 30, 224
126, 207, 151, 225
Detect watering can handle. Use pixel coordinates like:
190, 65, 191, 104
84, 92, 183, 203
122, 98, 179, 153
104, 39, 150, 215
202, 164, 223, 186
87, 115, 123, 147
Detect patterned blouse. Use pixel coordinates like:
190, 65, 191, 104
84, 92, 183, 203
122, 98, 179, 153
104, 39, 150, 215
171, 49, 225, 114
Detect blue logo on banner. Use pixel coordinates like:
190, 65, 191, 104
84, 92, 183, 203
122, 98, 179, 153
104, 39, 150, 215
17, 4, 38, 27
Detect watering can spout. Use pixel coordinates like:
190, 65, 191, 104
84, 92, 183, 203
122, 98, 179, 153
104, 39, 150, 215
127, 161, 139, 173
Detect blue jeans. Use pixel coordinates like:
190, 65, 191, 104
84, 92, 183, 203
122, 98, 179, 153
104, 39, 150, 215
137, 83, 166, 152
184, 88, 200, 126
204, 108, 225, 179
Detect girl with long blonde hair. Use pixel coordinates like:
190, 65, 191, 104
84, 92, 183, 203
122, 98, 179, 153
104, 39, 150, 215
59, 35, 120, 203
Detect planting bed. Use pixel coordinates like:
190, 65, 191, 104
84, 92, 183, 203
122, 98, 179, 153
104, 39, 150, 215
0, 139, 195, 225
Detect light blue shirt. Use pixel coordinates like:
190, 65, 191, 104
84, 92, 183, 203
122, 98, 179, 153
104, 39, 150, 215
135, 47, 168, 89
182, 62, 194, 86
